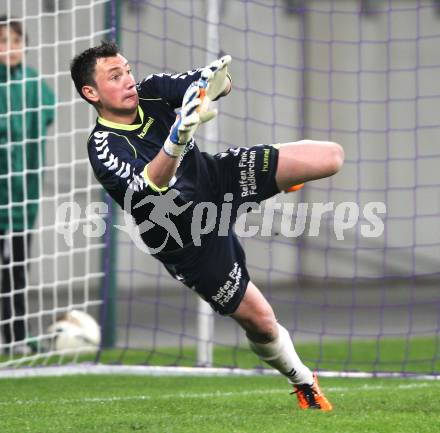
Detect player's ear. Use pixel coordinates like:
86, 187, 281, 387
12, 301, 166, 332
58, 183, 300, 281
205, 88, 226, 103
82, 85, 99, 103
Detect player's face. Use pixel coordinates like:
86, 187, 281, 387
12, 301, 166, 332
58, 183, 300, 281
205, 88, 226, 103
0, 27, 24, 67
92, 54, 139, 117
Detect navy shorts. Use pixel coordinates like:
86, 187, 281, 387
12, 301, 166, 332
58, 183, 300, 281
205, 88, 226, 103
158, 144, 280, 315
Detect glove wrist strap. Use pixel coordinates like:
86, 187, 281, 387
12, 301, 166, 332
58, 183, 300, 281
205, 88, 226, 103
163, 136, 186, 158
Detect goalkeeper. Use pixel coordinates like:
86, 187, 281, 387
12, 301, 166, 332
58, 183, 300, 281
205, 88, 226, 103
70, 41, 343, 411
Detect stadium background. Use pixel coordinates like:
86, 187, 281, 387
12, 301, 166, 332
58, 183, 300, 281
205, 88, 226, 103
1, 0, 439, 371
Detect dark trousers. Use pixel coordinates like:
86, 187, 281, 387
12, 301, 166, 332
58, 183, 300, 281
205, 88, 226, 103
0, 231, 31, 344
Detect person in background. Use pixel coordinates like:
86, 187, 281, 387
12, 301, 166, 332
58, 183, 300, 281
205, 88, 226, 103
0, 16, 55, 355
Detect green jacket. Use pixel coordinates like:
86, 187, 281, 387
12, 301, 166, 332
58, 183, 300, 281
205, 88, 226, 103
0, 63, 55, 231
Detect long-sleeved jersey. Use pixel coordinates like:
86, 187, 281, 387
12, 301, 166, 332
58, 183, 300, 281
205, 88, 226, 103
87, 68, 221, 253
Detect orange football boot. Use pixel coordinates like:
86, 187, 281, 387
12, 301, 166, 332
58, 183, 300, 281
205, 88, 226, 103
291, 373, 333, 411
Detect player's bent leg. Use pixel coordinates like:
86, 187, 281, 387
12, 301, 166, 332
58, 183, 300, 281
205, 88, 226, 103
275, 140, 344, 191
231, 281, 333, 411
232, 282, 313, 384
230, 281, 277, 343
231, 281, 312, 383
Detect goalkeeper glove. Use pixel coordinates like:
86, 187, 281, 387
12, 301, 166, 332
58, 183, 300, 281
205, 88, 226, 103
202, 55, 232, 101
163, 80, 215, 157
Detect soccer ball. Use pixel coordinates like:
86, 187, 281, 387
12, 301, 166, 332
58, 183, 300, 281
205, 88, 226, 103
48, 310, 101, 354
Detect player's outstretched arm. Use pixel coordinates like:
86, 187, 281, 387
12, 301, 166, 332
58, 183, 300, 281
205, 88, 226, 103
137, 55, 232, 109
145, 79, 215, 189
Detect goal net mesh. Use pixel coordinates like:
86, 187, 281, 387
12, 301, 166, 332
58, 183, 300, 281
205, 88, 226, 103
1, 0, 439, 377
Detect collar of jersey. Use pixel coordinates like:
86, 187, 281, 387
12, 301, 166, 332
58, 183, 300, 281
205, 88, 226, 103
97, 106, 144, 131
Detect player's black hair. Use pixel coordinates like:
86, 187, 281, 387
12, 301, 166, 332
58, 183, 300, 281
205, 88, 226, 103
0, 15, 28, 45
70, 40, 119, 104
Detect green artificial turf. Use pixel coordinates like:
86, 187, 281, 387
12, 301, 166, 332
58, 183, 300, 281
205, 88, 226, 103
1, 337, 439, 432
1, 375, 439, 433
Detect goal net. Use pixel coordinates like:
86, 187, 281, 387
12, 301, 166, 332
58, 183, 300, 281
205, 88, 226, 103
1, 0, 439, 378
0, 0, 110, 365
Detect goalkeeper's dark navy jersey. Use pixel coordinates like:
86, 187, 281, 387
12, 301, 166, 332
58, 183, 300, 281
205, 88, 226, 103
87, 68, 219, 253
87, 66, 281, 314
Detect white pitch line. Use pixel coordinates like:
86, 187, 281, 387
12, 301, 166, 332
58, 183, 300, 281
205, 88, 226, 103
0, 382, 438, 407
